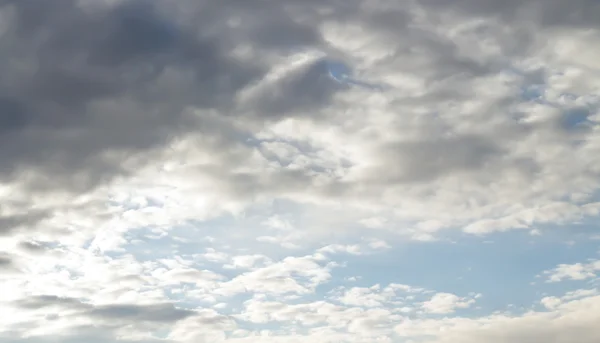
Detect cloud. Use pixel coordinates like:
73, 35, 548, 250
336, 285, 394, 308
396, 293, 600, 343
224, 255, 272, 270
2, 0, 597, 243
420, 0, 600, 30
421, 293, 478, 314
89, 303, 195, 322
0, 252, 16, 272
215, 254, 334, 297
0, 0, 330, 192
543, 260, 600, 282
2, 0, 600, 342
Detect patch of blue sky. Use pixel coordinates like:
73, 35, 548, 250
539, 215, 600, 242
520, 84, 546, 103
561, 106, 594, 130
508, 66, 598, 129
322, 226, 599, 317
324, 59, 387, 91
151, 329, 171, 340
105, 193, 600, 325
114, 229, 183, 261
283, 45, 387, 91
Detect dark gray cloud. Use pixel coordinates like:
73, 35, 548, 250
17, 241, 48, 254
0, 326, 179, 343
419, 0, 600, 28
0, 0, 553, 198
16, 295, 88, 310
0, 210, 50, 236
15, 295, 195, 323
89, 303, 195, 322
0, 0, 594, 223
0, 253, 13, 268
0, 96, 29, 133
380, 134, 505, 183
0, 252, 23, 274
243, 57, 350, 118
0, 0, 334, 192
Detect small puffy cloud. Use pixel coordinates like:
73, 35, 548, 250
201, 249, 230, 263
422, 293, 478, 314
331, 283, 429, 309
543, 260, 600, 282
318, 244, 364, 255
215, 254, 334, 297
541, 296, 562, 310
337, 285, 390, 308
367, 238, 391, 250
224, 255, 272, 270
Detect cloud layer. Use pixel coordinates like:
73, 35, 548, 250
1, 0, 599, 342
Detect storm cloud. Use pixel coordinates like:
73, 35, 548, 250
0, 0, 335, 192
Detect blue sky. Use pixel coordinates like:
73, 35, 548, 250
1, 0, 600, 342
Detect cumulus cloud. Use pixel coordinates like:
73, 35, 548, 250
543, 260, 600, 282
421, 293, 478, 314
395, 295, 600, 343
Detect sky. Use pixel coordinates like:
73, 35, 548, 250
0, 0, 599, 342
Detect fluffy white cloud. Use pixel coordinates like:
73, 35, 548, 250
543, 260, 600, 282
422, 293, 478, 314
397, 293, 600, 343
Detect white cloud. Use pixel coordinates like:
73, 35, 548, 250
397, 293, 600, 343
201, 249, 230, 263
367, 238, 391, 250
336, 285, 391, 308
541, 296, 562, 310
318, 244, 364, 255
422, 293, 477, 314
224, 254, 272, 270
543, 260, 600, 282
214, 254, 334, 297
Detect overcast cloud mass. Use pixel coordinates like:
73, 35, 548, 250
1, 0, 600, 342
